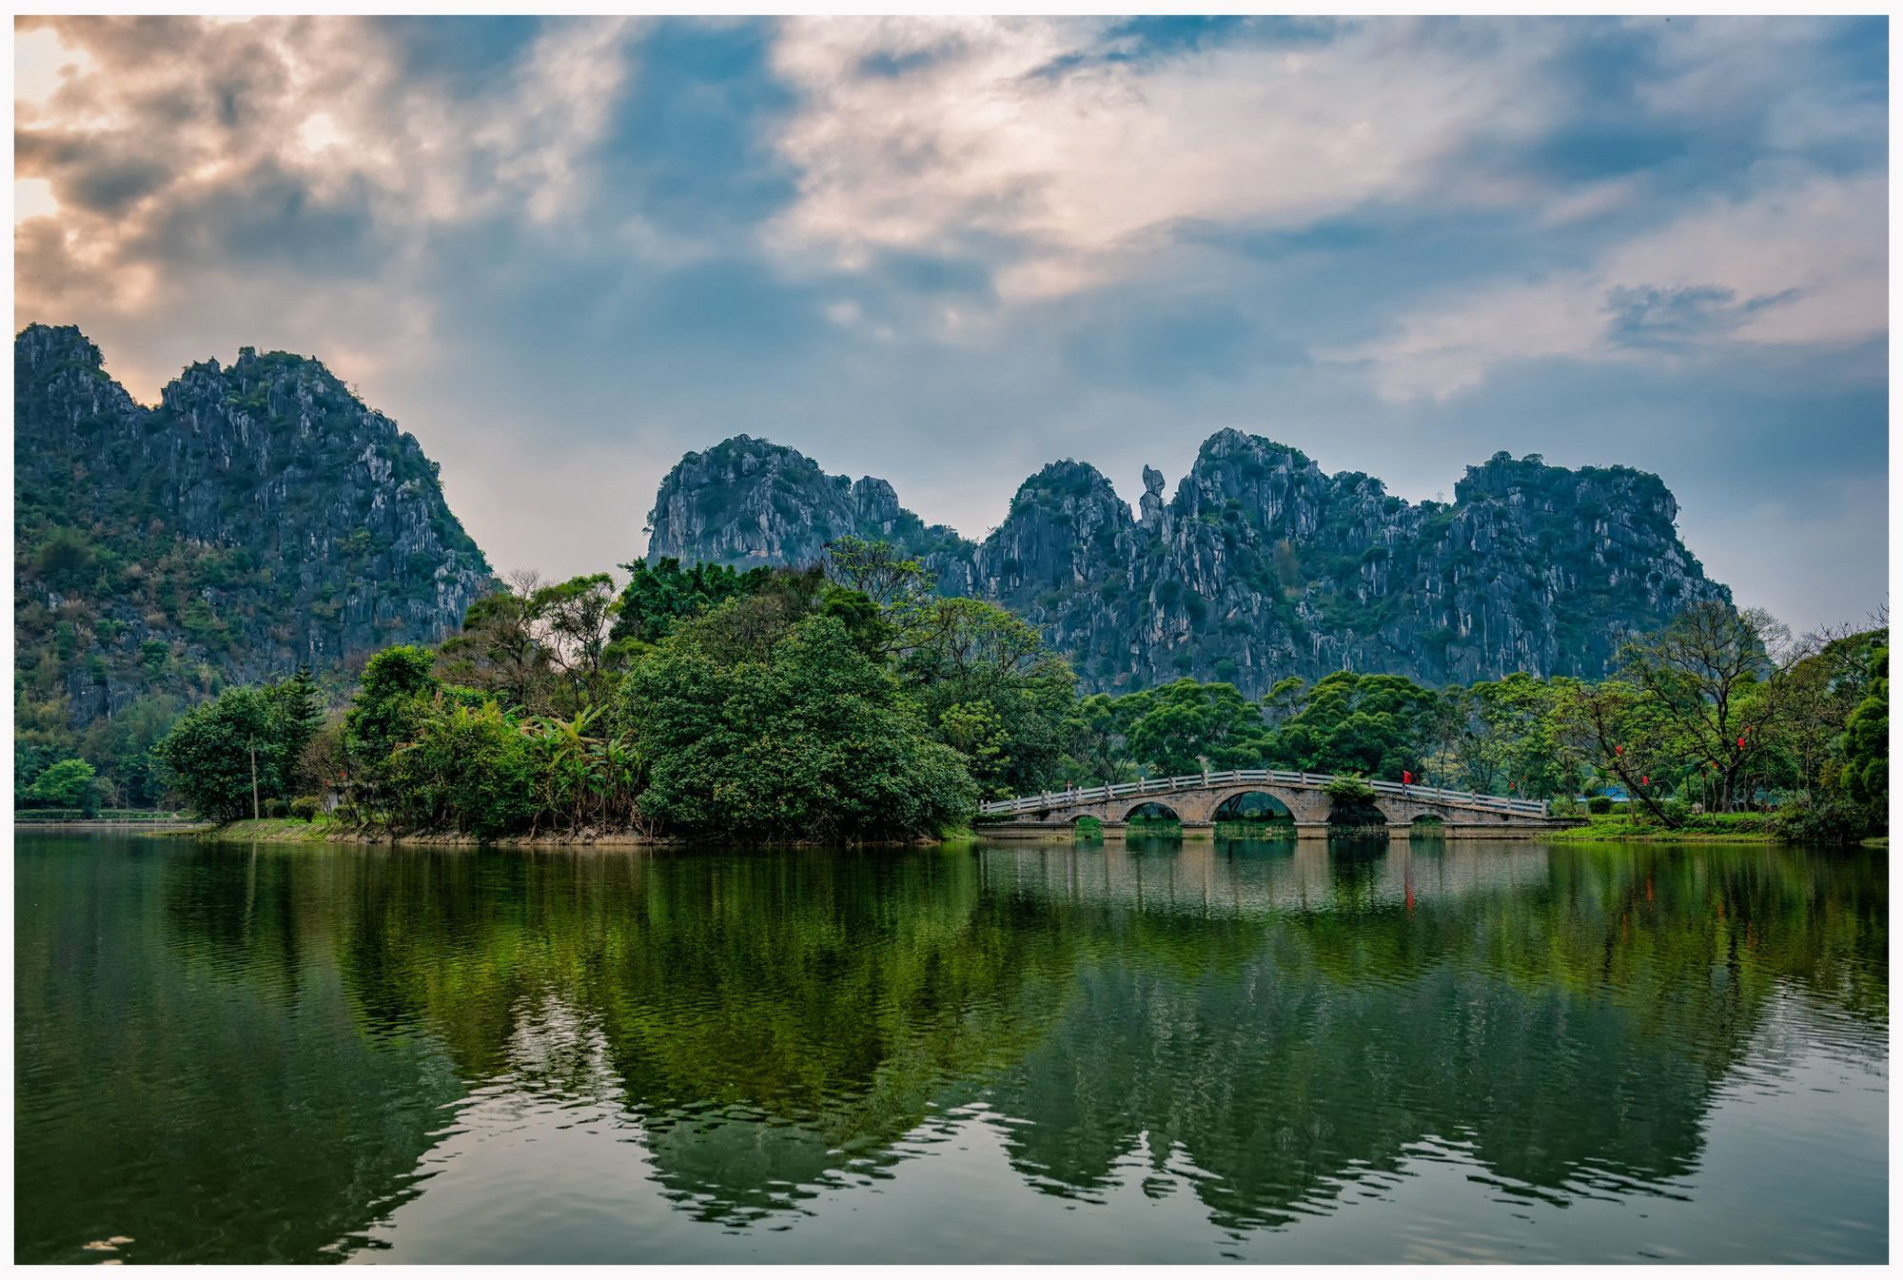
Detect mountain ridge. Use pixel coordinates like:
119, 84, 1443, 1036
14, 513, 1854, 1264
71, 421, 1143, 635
15, 323, 492, 788
644, 430, 1731, 692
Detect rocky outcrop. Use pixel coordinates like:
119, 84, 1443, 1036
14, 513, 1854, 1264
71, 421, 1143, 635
15, 324, 492, 727
644, 434, 970, 571
645, 430, 1730, 693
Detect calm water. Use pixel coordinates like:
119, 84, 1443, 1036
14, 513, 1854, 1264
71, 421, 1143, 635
15, 833, 1889, 1264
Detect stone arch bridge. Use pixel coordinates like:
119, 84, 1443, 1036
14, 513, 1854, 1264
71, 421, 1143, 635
977, 768, 1564, 836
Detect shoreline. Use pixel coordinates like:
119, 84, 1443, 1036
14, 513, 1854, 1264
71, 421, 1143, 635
146, 818, 961, 849
28, 818, 1886, 851
1548, 828, 1781, 845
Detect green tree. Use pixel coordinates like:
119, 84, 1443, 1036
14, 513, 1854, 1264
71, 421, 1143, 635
153, 683, 298, 820
1266, 670, 1440, 779
619, 609, 975, 840
21, 758, 100, 812
1438, 673, 1583, 799
437, 589, 549, 711
894, 596, 1078, 798
33, 527, 94, 590
341, 645, 441, 816
385, 698, 537, 838
1840, 644, 1888, 810
1553, 678, 1688, 827
75, 691, 181, 808
1615, 602, 1787, 812
1061, 693, 1134, 785
815, 585, 894, 660
823, 535, 930, 609
1761, 625, 1886, 806
528, 573, 620, 711
608, 557, 777, 647
1122, 678, 1269, 776
265, 668, 325, 789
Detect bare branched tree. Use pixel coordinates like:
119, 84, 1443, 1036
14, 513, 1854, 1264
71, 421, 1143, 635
1616, 602, 1788, 811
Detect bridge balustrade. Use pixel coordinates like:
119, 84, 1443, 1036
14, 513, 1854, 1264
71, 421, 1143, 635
977, 768, 1549, 819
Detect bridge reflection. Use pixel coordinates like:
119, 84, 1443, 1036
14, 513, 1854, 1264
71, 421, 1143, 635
978, 839, 1554, 918
14, 835, 1888, 1262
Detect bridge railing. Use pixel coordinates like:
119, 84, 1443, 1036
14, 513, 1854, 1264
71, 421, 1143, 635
976, 767, 1550, 819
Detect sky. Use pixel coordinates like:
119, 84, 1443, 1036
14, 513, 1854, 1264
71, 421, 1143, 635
12, 15, 1889, 633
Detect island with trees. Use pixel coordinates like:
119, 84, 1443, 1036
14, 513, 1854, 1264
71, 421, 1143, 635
31, 535, 1873, 847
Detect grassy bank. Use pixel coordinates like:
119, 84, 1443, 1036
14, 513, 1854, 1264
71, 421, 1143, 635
1553, 812, 1782, 844
173, 817, 970, 848
173, 817, 343, 844
16, 808, 191, 824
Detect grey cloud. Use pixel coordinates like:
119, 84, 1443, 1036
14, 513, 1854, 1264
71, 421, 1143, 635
15, 130, 175, 214
10, 16, 1887, 633
1605, 283, 1802, 351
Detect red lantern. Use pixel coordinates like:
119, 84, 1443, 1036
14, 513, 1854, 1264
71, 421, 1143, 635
1737, 736, 1745, 749
1641, 775, 1650, 786
1615, 745, 1623, 756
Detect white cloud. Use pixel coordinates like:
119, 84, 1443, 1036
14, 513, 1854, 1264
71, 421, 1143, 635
13, 25, 92, 111
765, 18, 1560, 301
13, 177, 58, 225
1334, 173, 1887, 401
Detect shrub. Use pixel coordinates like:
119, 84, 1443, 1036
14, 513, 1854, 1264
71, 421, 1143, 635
263, 797, 287, 819
1775, 799, 1879, 846
1323, 773, 1376, 802
289, 795, 321, 822
1074, 815, 1103, 841
1587, 796, 1614, 815
385, 699, 536, 838
22, 758, 99, 811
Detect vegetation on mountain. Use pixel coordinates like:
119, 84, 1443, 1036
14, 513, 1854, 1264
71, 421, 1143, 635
13, 324, 490, 806
644, 432, 1733, 695
13, 329, 1883, 842
140, 519, 1882, 842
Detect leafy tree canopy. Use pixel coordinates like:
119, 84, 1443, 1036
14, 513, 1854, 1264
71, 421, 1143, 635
21, 757, 99, 811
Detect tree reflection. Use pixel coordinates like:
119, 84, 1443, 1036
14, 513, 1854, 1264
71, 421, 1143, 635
15, 835, 1887, 1262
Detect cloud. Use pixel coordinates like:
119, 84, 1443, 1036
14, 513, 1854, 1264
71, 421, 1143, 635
1334, 173, 1886, 401
10, 16, 1888, 631
764, 17, 1566, 302
1603, 284, 1797, 351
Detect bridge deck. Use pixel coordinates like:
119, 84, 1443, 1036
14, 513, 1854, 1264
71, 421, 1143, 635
978, 768, 1549, 821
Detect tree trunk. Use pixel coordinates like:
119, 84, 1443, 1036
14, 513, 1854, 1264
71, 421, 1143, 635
250, 743, 260, 821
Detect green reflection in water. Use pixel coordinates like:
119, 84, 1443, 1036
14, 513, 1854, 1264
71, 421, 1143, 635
14, 834, 1887, 1263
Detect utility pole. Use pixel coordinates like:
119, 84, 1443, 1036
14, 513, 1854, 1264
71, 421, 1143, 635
250, 740, 260, 821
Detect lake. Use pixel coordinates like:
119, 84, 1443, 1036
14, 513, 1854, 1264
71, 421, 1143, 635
14, 832, 1888, 1264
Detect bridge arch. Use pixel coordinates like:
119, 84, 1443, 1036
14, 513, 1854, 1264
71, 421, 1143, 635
1208, 789, 1297, 824
1325, 795, 1391, 828
1122, 800, 1183, 825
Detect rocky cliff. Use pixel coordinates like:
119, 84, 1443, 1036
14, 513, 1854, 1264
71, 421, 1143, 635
645, 430, 1730, 692
645, 434, 969, 567
15, 324, 492, 731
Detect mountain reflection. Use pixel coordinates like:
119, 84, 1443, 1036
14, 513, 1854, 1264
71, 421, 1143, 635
13, 836, 1888, 1262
